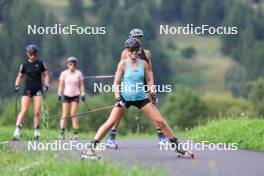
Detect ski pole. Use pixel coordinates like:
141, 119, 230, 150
83, 75, 115, 79
15, 91, 18, 118
83, 101, 96, 119
60, 104, 117, 120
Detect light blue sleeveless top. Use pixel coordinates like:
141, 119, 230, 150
121, 58, 147, 101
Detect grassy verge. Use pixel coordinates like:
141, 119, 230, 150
0, 127, 95, 141
0, 146, 163, 176
187, 118, 264, 152
0, 126, 165, 176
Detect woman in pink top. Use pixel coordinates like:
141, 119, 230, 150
58, 57, 85, 140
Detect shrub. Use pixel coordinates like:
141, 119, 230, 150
161, 87, 207, 129
202, 93, 252, 119
181, 47, 196, 58
248, 79, 264, 117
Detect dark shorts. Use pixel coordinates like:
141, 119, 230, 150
123, 98, 150, 109
63, 95, 79, 103
23, 89, 43, 97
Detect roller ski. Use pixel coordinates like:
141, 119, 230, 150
12, 136, 20, 141
106, 129, 118, 149
106, 138, 118, 149
175, 143, 195, 159
81, 144, 101, 160
70, 134, 78, 141
58, 134, 65, 140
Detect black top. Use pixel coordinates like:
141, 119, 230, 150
20, 59, 47, 90
139, 48, 149, 64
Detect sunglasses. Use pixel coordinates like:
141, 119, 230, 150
128, 47, 141, 52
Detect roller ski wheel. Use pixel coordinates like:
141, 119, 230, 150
106, 143, 118, 150
176, 150, 195, 159
12, 137, 20, 141
70, 135, 78, 141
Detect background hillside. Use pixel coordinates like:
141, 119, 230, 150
0, 0, 264, 132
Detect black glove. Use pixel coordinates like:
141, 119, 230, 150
81, 95, 86, 102
151, 93, 158, 105
43, 85, 49, 92
116, 97, 126, 108
57, 95, 62, 102
14, 85, 19, 92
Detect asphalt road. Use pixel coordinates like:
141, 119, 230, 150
3, 139, 264, 176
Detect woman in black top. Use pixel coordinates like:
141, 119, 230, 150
12, 44, 49, 140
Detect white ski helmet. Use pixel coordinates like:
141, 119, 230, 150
129, 28, 144, 37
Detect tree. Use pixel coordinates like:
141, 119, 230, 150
160, 0, 183, 22
254, 10, 264, 40
221, 2, 255, 62
0, 0, 13, 22
224, 64, 248, 97
200, 0, 225, 26
91, 0, 103, 13
67, 0, 84, 20
181, 47, 196, 58
246, 41, 264, 80
6, 0, 45, 56
97, 0, 119, 25
42, 14, 65, 77
182, 0, 201, 25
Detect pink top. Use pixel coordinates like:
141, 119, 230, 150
60, 69, 84, 97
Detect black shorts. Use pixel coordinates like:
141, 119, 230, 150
23, 89, 43, 97
63, 95, 79, 103
123, 98, 150, 109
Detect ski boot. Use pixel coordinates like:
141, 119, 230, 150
34, 129, 40, 141
158, 134, 170, 146
12, 126, 21, 141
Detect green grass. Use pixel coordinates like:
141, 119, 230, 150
187, 118, 264, 152
0, 146, 163, 176
0, 126, 96, 142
